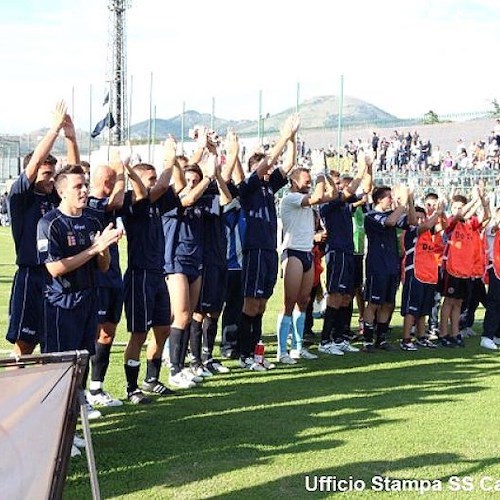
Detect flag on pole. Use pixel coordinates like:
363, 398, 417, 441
91, 112, 115, 138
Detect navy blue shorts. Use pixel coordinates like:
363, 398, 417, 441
353, 254, 364, 289
164, 256, 202, 282
96, 285, 124, 325
325, 251, 354, 295
242, 249, 278, 299
124, 269, 171, 333
196, 265, 228, 313
400, 273, 436, 317
281, 249, 313, 273
42, 292, 97, 355
439, 269, 468, 300
6, 266, 45, 346
364, 274, 400, 305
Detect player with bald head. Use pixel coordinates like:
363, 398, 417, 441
84, 152, 126, 408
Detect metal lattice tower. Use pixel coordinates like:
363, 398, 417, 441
107, 0, 130, 145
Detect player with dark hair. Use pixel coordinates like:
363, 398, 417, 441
237, 114, 300, 371
120, 137, 183, 403
6, 101, 77, 356
318, 159, 372, 355
363, 184, 410, 352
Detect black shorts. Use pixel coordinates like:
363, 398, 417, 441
124, 269, 171, 333
400, 273, 436, 317
353, 254, 364, 289
6, 266, 45, 346
96, 285, 124, 325
242, 249, 278, 299
196, 265, 228, 313
364, 274, 400, 305
325, 251, 354, 295
43, 292, 97, 355
281, 249, 313, 273
439, 269, 468, 300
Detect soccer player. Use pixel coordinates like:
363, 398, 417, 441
363, 184, 410, 352
121, 137, 182, 403
399, 196, 444, 350
85, 149, 143, 407
164, 149, 228, 388
238, 114, 300, 371
276, 168, 327, 364
481, 206, 500, 350
192, 132, 238, 375
439, 188, 489, 347
318, 160, 372, 355
37, 164, 123, 352
6, 101, 76, 356
37, 163, 123, 455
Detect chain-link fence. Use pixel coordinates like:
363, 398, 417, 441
0, 137, 21, 190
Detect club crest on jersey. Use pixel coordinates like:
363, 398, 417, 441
67, 232, 76, 246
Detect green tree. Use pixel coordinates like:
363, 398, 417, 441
490, 98, 500, 117
423, 110, 439, 124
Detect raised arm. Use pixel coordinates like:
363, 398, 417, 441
385, 186, 408, 227
213, 157, 232, 206
361, 154, 374, 194
407, 191, 418, 227
268, 114, 301, 171
344, 162, 367, 196
150, 136, 177, 203
322, 173, 339, 202
62, 113, 80, 165
232, 156, 245, 186
189, 127, 210, 165
281, 134, 298, 177
25, 101, 67, 183
301, 173, 326, 206
418, 200, 445, 235
222, 129, 239, 182
106, 148, 125, 210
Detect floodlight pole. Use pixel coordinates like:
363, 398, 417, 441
336, 74, 344, 165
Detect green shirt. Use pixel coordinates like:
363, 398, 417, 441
352, 206, 365, 255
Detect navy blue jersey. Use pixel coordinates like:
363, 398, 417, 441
85, 196, 122, 288
223, 200, 246, 270
37, 209, 103, 309
162, 193, 210, 273
202, 192, 227, 267
402, 226, 418, 271
238, 169, 286, 251
364, 209, 409, 275
120, 188, 180, 272
8, 172, 60, 266
320, 193, 360, 254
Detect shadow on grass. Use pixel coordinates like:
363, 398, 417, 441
65, 347, 500, 498
210, 453, 500, 498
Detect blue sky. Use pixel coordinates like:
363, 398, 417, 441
0, 0, 498, 133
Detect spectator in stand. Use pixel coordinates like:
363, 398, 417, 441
371, 132, 380, 159
493, 118, 500, 147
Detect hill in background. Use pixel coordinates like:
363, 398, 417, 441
128, 95, 403, 140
